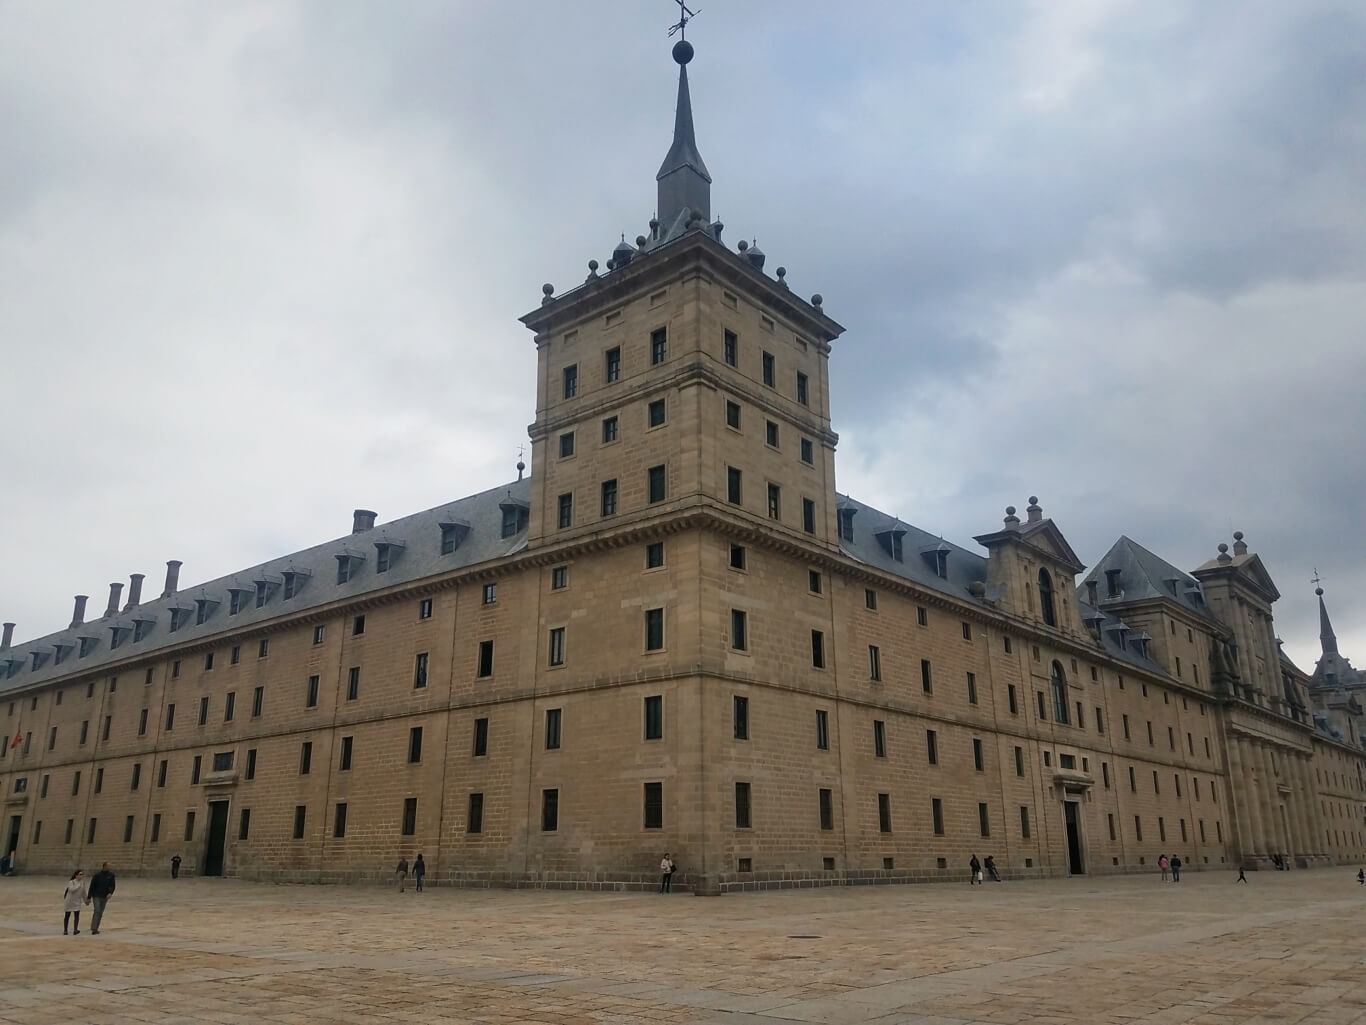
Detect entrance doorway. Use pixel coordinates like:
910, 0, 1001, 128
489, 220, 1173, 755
1064, 801, 1085, 875
203, 801, 229, 877
5, 815, 21, 860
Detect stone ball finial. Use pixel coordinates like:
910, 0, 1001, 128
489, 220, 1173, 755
636, 234, 647, 247
1028, 495, 1039, 505
1218, 543, 1229, 554
1233, 530, 1244, 541
542, 283, 554, 296
1006, 506, 1016, 516
673, 39, 694, 65
968, 580, 986, 598
588, 259, 598, 271
516, 458, 525, 472
1316, 587, 1324, 597
811, 293, 823, 307
737, 239, 749, 252
776, 266, 786, 279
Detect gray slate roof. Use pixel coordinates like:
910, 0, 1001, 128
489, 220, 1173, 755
0, 479, 531, 696
1082, 536, 1218, 624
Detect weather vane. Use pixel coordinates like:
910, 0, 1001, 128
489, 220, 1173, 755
1310, 567, 1322, 589
669, 0, 698, 38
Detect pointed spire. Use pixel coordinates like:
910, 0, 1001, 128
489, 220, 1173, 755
656, 39, 711, 232
1317, 586, 1338, 655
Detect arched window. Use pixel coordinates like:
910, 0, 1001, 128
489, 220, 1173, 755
1051, 661, 1069, 724
1038, 569, 1056, 627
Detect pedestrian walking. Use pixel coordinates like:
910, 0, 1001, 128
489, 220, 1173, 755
984, 855, 1001, 882
1237, 866, 1247, 883
62, 870, 86, 935
1158, 854, 1169, 881
1356, 868, 1363, 885
659, 852, 676, 893
413, 854, 426, 892
395, 856, 409, 893
88, 862, 116, 935
170, 854, 182, 880
1170, 855, 1182, 882
969, 854, 982, 885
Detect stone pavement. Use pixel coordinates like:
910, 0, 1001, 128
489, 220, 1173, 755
1, 869, 1364, 1024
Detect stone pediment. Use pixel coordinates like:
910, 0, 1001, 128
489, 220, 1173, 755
1020, 520, 1086, 574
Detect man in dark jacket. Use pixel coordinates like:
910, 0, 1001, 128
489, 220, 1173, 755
89, 862, 116, 934
1170, 855, 1182, 882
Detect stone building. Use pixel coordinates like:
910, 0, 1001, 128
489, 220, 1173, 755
1, 39, 1362, 890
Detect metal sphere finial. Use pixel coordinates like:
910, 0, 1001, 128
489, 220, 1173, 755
672, 39, 694, 65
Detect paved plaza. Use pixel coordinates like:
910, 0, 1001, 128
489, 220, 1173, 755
0, 869, 1363, 1025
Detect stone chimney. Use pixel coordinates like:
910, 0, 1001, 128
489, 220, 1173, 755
162, 560, 182, 598
352, 509, 377, 534
124, 573, 145, 611
1085, 580, 1098, 606
103, 582, 124, 618
70, 595, 89, 628
0, 623, 13, 650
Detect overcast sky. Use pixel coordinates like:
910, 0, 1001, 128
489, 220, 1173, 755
2, 1, 1363, 674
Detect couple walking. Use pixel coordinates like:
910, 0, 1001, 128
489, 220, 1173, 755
60, 862, 116, 935
1158, 854, 1183, 881
394, 854, 426, 892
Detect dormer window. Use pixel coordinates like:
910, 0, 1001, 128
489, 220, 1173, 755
439, 520, 470, 555
335, 550, 366, 585
109, 625, 131, 650
374, 539, 405, 574
228, 588, 252, 615
837, 506, 856, 543
195, 597, 218, 625
132, 617, 154, 643
168, 605, 191, 632
921, 545, 950, 579
499, 500, 529, 539
875, 527, 905, 562
1104, 569, 1122, 598
282, 568, 310, 601
53, 642, 73, 666
1038, 569, 1056, 627
78, 636, 98, 658
2, 657, 22, 679
254, 576, 281, 609
30, 650, 50, 671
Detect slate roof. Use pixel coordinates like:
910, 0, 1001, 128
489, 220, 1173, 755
0, 479, 531, 696
1082, 536, 1219, 624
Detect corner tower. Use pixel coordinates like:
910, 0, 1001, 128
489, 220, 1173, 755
520, 38, 846, 552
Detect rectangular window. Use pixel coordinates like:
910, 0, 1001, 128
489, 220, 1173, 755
648, 464, 666, 503
258, 639, 269, 659
647, 398, 666, 427
1015, 745, 1024, 776
917, 607, 928, 627
878, 793, 892, 833
796, 371, 809, 406
819, 788, 834, 830
551, 565, 568, 589
413, 652, 429, 690
157, 760, 167, 788
644, 782, 663, 829
123, 816, 137, 843
293, 806, 307, 840
482, 582, 497, 605
651, 327, 667, 364
1020, 806, 1031, 839
644, 696, 663, 740
231, 645, 241, 665
730, 609, 748, 651
1037, 691, 1047, 719
339, 736, 354, 771
544, 708, 562, 750
865, 588, 877, 610
246, 748, 256, 781
541, 789, 559, 831
725, 399, 741, 428
1095, 707, 1104, 733
735, 781, 752, 828
1159, 817, 1166, 842
95, 767, 104, 793
967, 672, 978, 705
815, 709, 829, 750
802, 498, 816, 533
224, 691, 235, 722
868, 645, 881, 681
1102, 762, 1111, 788
932, 797, 944, 835
300, 741, 313, 775
212, 751, 232, 773
477, 640, 494, 678
729, 544, 746, 570
1108, 813, 1117, 841
347, 666, 360, 701
548, 627, 565, 667
467, 793, 484, 834
65, 819, 74, 845
252, 686, 264, 718
204, 652, 214, 670
962, 621, 972, 640
800, 437, 814, 464
767, 483, 781, 519
1129, 766, 1137, 792
978, 802, 990, 837
926, 729, 938, 765
1008, 685, 1018, 714
921, 659, 933, 694
332, 803, 348, 838
313, 625, 325, 645
762, 351, 775, 387
306, 675, 319, 708
733, 695, 749, 740
138, 709, 148, 736
401, 797, 417, 837
973, 738, 984, 771
723, 329, 737, 366
810, 630, 825, 668
473, 718, 489, 756
1147, 721, 1154, 745
103, 714, 112, 740
596, 478, 619, 517
239, 809, 251, 841
645, 541, 664, 568
198, 697, 209, 726
605, 346, 620, 382
602, 415, 618, 443
562, 363, 578, 398
727, 466, 743, 504
873, 720, 886, 758
353, 614, 365, 636
765, 420, 779, 447
172, 660, 181, 679
1123, 714, 1131, 739
645, 608, 665, 651
183, 810, 195, 842
419, 598, 433, 619
557, 493, 573, 529
131, 763, 141, 790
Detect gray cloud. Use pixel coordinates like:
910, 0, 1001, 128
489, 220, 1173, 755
1, 0, 1362, 676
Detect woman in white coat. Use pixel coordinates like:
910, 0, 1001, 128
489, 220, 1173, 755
62, 869, 86, 935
